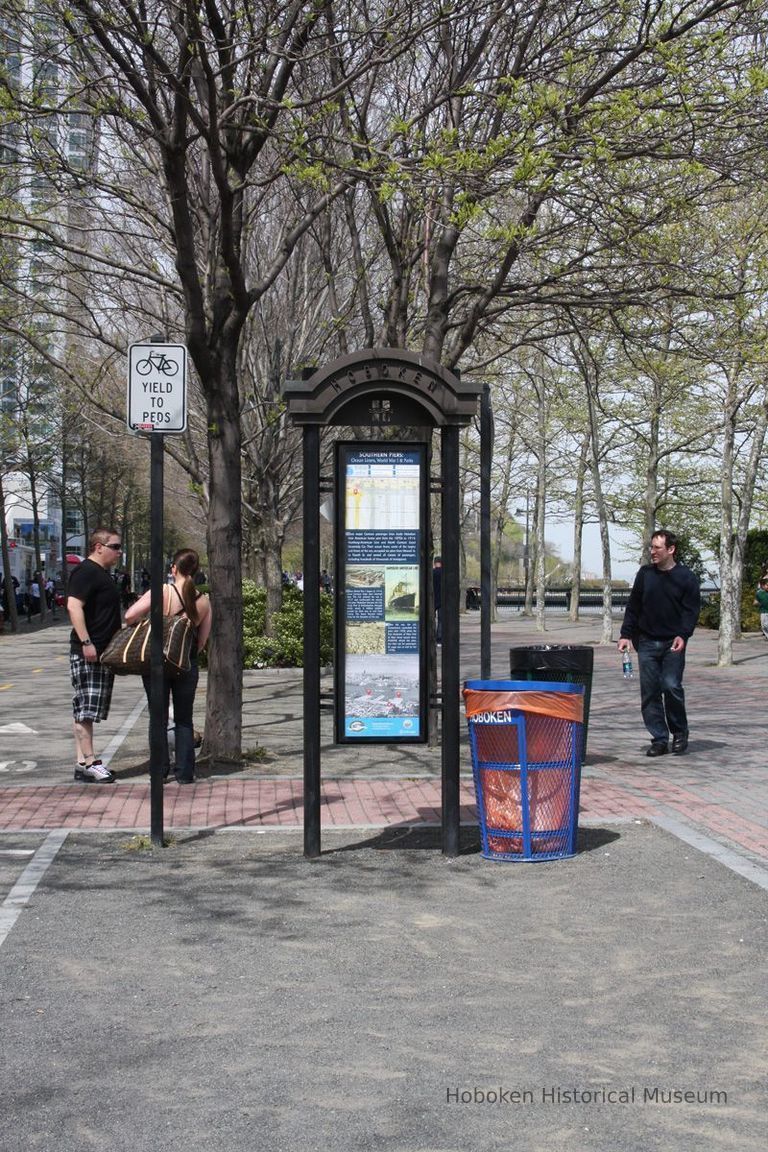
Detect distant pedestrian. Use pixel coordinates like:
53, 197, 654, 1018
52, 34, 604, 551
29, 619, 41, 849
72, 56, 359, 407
465, 586, 480, 611
66, 527, 123, 783
119, 569, 132, 610
618, 529, 701, 757
432, 556, 442, 644
754, 577, 768, 640
140, 567, 150, 593
28, 572, 42, 620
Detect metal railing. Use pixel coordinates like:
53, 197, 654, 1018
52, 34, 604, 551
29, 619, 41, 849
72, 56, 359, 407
491, 586, 632, 610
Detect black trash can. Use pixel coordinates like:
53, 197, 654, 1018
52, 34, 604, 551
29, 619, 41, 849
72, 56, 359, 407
509, 645, 594, 763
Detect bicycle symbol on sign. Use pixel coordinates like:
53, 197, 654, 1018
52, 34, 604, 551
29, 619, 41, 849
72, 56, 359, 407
135, 351, 178, 377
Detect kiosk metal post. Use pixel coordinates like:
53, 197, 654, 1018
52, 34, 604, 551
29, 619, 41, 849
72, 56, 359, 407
480, 383, 493, 680
441, 425, 461, 857
303, 425, 322, 858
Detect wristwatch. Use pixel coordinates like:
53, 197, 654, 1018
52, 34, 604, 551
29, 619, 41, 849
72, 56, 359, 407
81, 637, 92, 645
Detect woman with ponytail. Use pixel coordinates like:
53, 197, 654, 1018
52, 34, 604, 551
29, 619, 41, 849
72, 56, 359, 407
125, 548, 212, 783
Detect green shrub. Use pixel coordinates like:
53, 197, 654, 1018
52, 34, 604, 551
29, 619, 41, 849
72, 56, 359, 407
699, 530, 768, 632
742, 586, 762, 633
743, 530, 768, 586
698, 594, 719, 630
242, 581, 333, 668
698, 588, 763, 632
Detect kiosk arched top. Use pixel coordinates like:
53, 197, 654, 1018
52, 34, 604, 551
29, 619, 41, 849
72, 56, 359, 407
284, 347, 481, 427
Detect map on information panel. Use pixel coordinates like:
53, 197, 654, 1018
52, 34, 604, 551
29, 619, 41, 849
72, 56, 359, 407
338, 446, 425, 741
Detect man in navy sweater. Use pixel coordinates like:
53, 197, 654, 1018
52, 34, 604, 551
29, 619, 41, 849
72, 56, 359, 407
618, 530, 701, 757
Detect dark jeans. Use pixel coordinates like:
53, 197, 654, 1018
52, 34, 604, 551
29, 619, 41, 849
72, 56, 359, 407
141, 661, 199, 781
637, 638, 688, 744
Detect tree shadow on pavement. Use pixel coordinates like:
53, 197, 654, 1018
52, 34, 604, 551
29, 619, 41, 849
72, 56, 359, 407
330, 823, 620, 857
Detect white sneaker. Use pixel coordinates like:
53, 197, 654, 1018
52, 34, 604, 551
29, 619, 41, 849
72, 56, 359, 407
74, 760, 115, 783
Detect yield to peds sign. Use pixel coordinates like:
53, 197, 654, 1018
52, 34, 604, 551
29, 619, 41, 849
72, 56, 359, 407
127, 342, 187, 433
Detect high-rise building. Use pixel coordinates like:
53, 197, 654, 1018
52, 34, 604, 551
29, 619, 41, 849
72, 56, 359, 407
0, 4, 95, 582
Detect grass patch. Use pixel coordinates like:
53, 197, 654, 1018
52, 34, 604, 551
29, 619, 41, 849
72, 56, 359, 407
120, 834, 176, 851
243, 745, 270, 764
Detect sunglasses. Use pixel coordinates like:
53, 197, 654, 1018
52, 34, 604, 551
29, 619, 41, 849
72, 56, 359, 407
103, 543, 122, 551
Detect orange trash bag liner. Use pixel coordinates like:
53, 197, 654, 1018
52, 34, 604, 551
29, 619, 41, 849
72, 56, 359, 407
463, 689, 584, 725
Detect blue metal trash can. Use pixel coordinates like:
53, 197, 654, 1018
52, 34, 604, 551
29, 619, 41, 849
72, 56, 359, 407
464, 679, 584, 862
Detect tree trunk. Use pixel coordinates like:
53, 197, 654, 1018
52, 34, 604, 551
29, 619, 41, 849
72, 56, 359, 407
533, 393, 547, 633
718, 389, 768, 665
581, 347, 614, 644
569, 432, 590, 622
491, 425, 517, 625
262, 517, 285, 627
640, 364, 664, 565
524, 492, 535, 618
734, 394, 768, 633
24, 442, 47, 622
201, 358, 244, 767
59, 439, 69, 585
0, 474, 20, 633
717, 397, 738, 667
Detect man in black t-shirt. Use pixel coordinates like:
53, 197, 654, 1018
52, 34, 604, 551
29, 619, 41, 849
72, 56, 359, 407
67, 528, 123, 782
618, 529, 701, 758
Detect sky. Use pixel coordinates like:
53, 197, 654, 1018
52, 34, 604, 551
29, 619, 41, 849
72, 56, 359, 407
544, 521, 641, 583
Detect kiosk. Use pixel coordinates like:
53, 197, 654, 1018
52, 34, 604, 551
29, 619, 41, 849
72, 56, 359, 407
285, 348, 482, 857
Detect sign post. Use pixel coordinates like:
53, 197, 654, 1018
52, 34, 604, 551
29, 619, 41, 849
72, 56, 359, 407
147, 434, 165, 846
127, 339, 187, 847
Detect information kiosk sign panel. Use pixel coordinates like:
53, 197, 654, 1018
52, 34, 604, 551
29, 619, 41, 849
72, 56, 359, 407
335, 443, 428, 743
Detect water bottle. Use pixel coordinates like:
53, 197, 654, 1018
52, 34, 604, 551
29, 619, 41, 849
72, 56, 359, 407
621, 648, 634, 680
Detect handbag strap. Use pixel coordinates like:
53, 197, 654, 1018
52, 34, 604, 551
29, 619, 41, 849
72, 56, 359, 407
164, 583, 185, 617
169, 583, 197, 636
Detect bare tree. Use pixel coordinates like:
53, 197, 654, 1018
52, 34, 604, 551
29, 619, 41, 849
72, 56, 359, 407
571, 336, 617, 645
1, 1, 405, 762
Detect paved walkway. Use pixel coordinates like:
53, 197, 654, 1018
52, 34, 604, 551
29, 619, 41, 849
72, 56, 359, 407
4, 821, 765, 1152
2, 613, 768, 876
4, 613, 767, 1152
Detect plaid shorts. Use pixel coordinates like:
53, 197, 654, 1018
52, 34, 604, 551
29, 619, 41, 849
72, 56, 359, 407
70, 652, 115, 723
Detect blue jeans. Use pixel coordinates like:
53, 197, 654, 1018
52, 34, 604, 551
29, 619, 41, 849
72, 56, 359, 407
637, 638, 688, 744
141, 661, 199, 780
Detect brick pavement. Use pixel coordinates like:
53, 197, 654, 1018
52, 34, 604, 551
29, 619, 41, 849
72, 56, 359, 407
2, 613, 767, 871
0, 775, 653, 832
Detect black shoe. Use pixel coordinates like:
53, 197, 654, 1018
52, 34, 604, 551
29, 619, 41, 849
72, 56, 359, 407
174, 775, 195, 785
672, 731, 689, 754
646, 742, 668, 758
